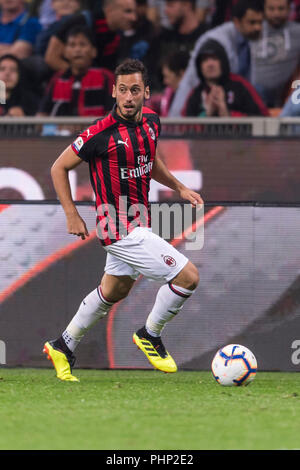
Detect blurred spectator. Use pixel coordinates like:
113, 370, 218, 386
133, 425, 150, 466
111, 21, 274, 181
184, 39, 269, 116
45, 0, 137, 72
211, 0, 240, 26
147, 50, 190, 115
118, 0, 156, 62
163, 0, 208, 39
0, 54, 39, 115
289, 0, 300, 21
29, 0, 57, 29
147, 0, 212, 28
38, 25, 114, 116
251, 0, 300, 107
29, 0, 102, 29
35, 0, 83, 56
200, 0, 218, 25
168, 0, 264, 116
147, 0, 208, 91
0, 0, 42, 59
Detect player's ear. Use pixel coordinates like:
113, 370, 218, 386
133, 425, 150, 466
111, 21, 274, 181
112, 84, 116, 98
144, 86, 150, 100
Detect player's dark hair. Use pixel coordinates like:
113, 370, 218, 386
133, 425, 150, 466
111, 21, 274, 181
66, 25, 97, 47
232, 0, 264, 19
115, 59, 149, 87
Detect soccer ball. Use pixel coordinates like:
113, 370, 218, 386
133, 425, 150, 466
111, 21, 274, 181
211, 344, 257, 386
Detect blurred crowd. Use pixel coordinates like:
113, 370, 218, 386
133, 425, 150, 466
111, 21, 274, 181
1, 0, 300, 119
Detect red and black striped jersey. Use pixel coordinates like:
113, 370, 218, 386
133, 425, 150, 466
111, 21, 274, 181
71, 104, 161, 246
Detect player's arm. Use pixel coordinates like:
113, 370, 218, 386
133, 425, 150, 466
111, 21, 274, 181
51, 145, 89, 240
151, 156, 204, 207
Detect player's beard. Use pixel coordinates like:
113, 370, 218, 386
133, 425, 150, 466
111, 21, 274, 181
118, 102, 143, 122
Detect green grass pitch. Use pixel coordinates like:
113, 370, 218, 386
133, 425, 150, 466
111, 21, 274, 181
0, 368, 300, 450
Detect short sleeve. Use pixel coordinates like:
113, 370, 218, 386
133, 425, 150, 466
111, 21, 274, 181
144, 108, 161, 142
71, 126, 97, 162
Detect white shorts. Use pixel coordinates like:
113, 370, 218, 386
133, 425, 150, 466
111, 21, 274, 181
103, 227, 189, 283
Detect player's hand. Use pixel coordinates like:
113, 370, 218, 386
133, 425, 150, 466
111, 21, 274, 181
179, 188, 204, 209
66, 213, 90, 240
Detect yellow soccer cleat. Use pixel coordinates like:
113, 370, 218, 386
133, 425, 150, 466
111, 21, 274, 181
133, 327, 177, 373
43, 341, 79, 382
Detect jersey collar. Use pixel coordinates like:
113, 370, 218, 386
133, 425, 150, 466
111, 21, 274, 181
111, 104, 144, 128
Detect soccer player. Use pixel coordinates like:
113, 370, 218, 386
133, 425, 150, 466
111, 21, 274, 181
43, 58, 203, 382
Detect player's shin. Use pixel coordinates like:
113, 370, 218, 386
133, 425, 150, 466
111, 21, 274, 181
62, 286, 115, 352
145, 282, 195, 337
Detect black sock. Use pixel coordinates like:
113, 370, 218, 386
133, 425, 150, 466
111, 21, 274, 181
52, 336, 72, 356
138, 326, 160, 339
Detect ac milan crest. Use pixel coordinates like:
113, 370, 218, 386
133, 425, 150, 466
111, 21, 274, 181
163, 255, 177, 267
148, 124, 156, 141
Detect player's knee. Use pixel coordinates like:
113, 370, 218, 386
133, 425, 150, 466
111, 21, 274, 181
173, 262, 199, 291
117, 284, 132, 300
186, 264, 200, 290
100, 274, 134, 302
110, 281, 134, 301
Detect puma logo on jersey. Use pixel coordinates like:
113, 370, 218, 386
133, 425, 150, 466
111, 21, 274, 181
117, 138, 129, 148
86, 129, 93, 138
